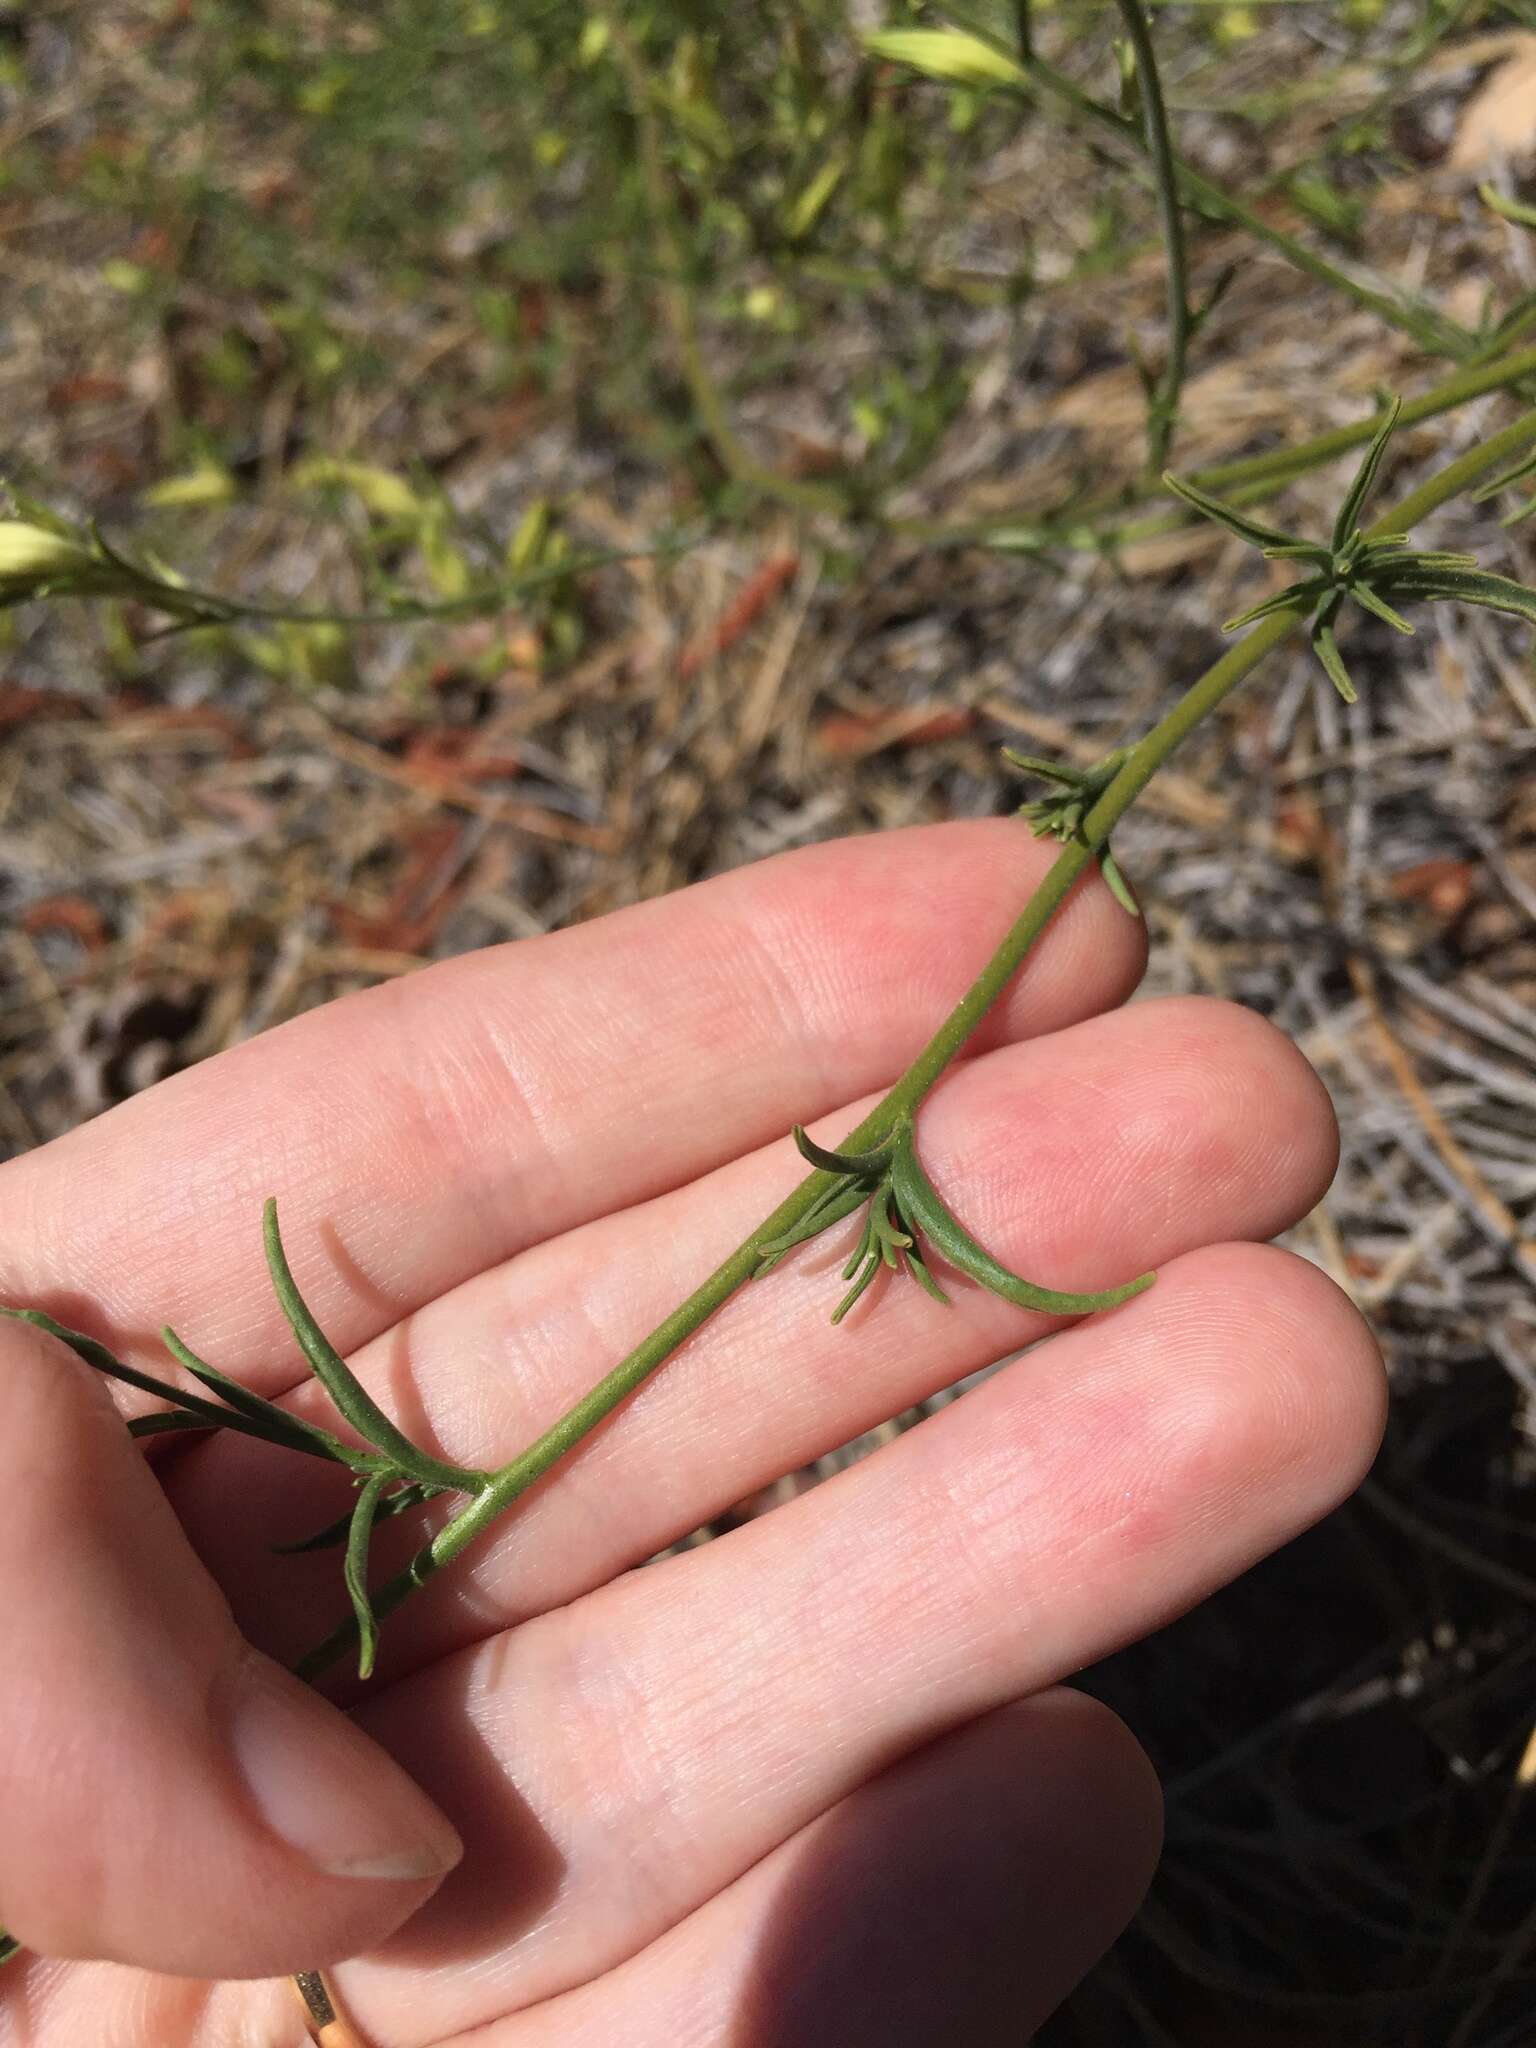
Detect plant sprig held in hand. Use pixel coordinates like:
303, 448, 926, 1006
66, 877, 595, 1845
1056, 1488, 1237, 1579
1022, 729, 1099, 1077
6, 398, 1536, 1727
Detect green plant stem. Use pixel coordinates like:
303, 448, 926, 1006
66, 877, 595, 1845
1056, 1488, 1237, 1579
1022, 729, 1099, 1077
914, 341, 1536, 554
1110, 0, 1190, 472
91, 538, 693, 635
1026, 57, 1469, 359
940, 5, 1471, 361
294, 400, 1536, 1682
1194, 351, 1536, 498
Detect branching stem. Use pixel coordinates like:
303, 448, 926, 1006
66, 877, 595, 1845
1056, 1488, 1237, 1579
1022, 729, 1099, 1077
294, 400, 1536, 1682
948, 8, 1472, 362
1111, 0, 1190, 471
908, 342, 1536, 553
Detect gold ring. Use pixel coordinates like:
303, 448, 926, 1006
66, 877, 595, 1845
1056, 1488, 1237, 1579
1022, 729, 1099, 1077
290, 1971, 369, 2048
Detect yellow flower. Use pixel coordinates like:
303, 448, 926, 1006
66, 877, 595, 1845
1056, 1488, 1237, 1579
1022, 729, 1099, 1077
862, 28, 1027, 89
0, 520, 92, 593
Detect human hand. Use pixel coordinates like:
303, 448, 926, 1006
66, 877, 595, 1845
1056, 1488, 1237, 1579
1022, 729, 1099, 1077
0, 820, 1384, 2046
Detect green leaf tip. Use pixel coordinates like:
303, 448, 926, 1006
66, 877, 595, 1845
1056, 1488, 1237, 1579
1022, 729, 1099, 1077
887, 1125, 1153, 1317
1331, 394, 1401, 552
1162, 472, 1302, 554
791, 1124, 894, 1179
1310, 614, 1358, 705
1099, 848, 1141, 918
263, 1197, 491, 1495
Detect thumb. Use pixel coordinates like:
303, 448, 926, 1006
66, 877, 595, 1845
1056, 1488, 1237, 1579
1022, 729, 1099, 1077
0, 1315, 462, 1979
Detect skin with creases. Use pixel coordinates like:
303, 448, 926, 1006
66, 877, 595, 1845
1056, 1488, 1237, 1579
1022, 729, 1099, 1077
0, 821, 1384, 2047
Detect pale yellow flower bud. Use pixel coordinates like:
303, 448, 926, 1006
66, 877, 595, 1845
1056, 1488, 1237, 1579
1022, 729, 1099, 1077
862, 28, 1027, 89
290, 458, 422, 522
0, 520, 91, 588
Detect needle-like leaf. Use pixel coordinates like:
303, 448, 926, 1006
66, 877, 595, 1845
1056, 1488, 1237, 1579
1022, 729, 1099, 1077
1221, 577, 1328, 632
1310, 602, 1358, 704
263, 1200, 489, 1494
902, 1237, 952, 1305
1098, 847, 1141, 918
1162, 471, 1303, 552
831, 1248, 881, 1325
755, 1177, 873, 1267
842, 1214, 876, 1282
0, 1304, 343, 1458
1381, 567, 1536, 626
344, 1469, 391, 1679
1259, 543, 1333, 564
127, 1409, 220, 1440
1472, 446, 1536, 503
1382, 549, 1476, 571
888, 1126, 1153, 1314
1331, 396, 1401, 551
1349, 581, 1415, 635
162, 1324, 375, 1467
790, 1124, 894, 1178
1000, 748, 1087, 788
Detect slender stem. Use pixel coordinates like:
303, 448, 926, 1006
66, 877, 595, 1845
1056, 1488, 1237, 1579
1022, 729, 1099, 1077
910, 341, 1536, 553
98, 537, 693, 634
1361, 410, 1536, 540
1067, 73, 1468, 358
1160, 141, 1465, 360
940, 5, 1470, 360
1111, 0, 1190, 471
1194, 351, 1536, 496
294, 402, 1536, 1681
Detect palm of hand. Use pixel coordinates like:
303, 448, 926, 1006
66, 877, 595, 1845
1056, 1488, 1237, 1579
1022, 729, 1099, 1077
0, 824, 1382, 2047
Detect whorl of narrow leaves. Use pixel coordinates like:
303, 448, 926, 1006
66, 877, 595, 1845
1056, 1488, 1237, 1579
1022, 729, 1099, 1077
1003, 747, 1140, 915
1166, 396, 1536, 703
259, 1202, 490, 1672
0, 1207, 492, 1686
756, 1120, 1153, 1324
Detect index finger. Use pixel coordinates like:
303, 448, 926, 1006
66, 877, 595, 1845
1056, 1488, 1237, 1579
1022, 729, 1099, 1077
0, 820, 1144, 1393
